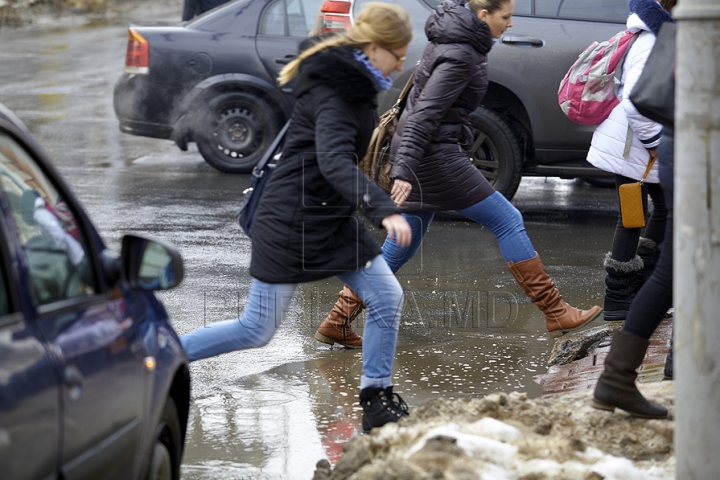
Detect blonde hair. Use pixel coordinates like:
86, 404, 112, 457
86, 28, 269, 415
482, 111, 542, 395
277, 2, 412, 85
466, 0, 512, 15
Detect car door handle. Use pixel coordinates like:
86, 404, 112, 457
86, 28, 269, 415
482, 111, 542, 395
64, 365, 84, 387
501, 36, 544, 47
275, 55, 296, 65
64, 365, 85, 400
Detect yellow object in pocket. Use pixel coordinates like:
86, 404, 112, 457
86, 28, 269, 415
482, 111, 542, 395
618, 181, 645, 228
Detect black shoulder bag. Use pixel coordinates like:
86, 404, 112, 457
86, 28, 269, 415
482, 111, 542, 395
629, 22, 676, 128
235, 120, 291, 237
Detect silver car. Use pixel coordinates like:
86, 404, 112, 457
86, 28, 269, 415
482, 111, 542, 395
315, 0, 629, 199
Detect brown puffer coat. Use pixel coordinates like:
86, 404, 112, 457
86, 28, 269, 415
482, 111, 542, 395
390, 0, 495, 212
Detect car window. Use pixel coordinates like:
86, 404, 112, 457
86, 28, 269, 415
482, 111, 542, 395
0, 132, 97, 306
420, 0, 623, 21
421, 0, 531, 16
535, 0, 628, 22
259, 0, 324, 37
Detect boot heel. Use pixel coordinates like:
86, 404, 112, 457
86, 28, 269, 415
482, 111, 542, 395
314, 332, 335, 346
591, 399, 615, 412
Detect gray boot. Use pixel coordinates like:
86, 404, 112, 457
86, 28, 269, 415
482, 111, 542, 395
603, 254, 643, 321
592, 330, 668, 418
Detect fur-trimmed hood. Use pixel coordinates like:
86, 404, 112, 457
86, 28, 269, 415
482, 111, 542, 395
425, 0, 493, 56
293, 45, 379, 107
627, 0, 674, 35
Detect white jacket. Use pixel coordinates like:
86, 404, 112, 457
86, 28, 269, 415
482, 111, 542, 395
586, 13, 662, 183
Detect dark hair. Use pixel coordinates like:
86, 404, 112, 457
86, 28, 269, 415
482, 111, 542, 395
466, 0, 512, 15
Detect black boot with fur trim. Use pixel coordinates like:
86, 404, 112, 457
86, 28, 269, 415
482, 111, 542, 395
603, 254, 643, 321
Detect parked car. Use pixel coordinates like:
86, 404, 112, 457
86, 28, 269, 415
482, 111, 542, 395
0, 103, 189, 480
114, 0, 324, 174
114, 0, 627, 199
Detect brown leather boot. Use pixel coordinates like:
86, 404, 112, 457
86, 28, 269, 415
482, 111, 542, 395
315, 285, 364, 348
508, 252, 603, 337
592, 330, 668, 418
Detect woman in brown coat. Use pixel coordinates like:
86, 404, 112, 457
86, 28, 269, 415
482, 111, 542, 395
315, 0, 602, 348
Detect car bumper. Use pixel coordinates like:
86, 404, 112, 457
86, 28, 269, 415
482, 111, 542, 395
113, 73, 182, 141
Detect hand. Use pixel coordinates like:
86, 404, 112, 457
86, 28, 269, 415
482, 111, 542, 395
649, 149, 658, 161
381, 214, 412, 247
390, 179, 412, 207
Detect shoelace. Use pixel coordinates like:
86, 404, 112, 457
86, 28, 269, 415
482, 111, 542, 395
387, 391, 409, 415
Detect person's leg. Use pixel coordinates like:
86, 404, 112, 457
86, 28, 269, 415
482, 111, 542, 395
315, 212, 433, 348
637, 182, 668, 285
623, 207, 674, 339
180, 279, 297, 361
381, 211, 435, 274
338, 255, 408, 432
458, 192, 602, 336
603, 174, 646, 320
456, 191, 534, 263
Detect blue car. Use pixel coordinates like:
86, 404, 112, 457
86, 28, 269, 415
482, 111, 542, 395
0, 103, 189, 480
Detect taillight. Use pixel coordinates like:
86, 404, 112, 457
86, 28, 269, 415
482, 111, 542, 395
313, 0, 353, 34
125, 28, 149, 75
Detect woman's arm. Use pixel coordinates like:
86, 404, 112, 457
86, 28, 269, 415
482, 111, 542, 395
313, 90, 400, 228
393, 54, 472, 181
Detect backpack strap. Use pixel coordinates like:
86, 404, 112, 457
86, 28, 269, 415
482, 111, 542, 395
614, 31, 641, 87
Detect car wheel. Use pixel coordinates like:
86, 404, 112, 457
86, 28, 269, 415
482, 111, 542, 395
146, 396, 182, 480
437, 107, 523, 221
196, 92, 280, 174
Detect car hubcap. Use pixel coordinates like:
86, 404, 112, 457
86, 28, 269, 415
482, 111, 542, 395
212, 107, 262, 159
468, 131, 500, 183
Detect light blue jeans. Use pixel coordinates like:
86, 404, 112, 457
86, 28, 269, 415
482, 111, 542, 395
180, 255, 403, 390
382, 191, 536, 273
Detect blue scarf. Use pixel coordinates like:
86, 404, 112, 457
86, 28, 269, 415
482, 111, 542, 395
353, 49, 393, 91
628, 0, 675, 35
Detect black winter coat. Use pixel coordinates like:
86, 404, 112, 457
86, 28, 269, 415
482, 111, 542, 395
390, 0, 495, 212
250, 46, 399, 284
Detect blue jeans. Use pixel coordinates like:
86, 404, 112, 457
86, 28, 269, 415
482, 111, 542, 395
180, 255, 403, 390
383, 191, 536, 271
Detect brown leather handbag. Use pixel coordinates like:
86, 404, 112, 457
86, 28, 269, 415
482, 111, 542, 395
618, 153, 657, 228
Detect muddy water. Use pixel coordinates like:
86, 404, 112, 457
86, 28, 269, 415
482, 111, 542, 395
167, 199, 614, 479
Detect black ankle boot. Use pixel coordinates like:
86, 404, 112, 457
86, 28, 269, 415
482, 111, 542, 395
359, 386, 409, 433
603, 254, 643, 321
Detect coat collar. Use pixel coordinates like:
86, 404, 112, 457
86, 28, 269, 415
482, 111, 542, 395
293, 45, 379, 107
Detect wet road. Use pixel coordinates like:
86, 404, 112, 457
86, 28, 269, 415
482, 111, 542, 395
1, 6, 618, 479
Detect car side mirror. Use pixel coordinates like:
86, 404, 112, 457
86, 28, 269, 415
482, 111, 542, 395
120, 234, 184, 291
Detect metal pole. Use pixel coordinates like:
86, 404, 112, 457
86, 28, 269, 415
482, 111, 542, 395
673, 0, 720, 477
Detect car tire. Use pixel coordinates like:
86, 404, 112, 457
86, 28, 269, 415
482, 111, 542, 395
437, 107, 523, 221
146, 396, 182, 480
196, 92, 280, 174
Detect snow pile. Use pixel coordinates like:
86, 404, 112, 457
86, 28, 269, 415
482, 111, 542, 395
313, 382, 674, 480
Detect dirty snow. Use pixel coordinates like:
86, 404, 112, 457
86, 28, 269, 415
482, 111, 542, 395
313, 382, 674, 480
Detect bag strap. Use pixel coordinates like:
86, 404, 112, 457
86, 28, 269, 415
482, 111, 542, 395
640, 152, 658, 183
392, 64, 419, 111
255, 120, 291, 172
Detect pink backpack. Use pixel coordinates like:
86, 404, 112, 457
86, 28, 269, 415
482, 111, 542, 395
558, 30, 639, 125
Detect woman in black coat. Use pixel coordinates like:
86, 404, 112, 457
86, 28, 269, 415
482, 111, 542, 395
316, 0, 602, 347
181, 3, 414, 433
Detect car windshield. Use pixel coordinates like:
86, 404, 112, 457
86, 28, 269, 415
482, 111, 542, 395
421, 0, 628, 23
